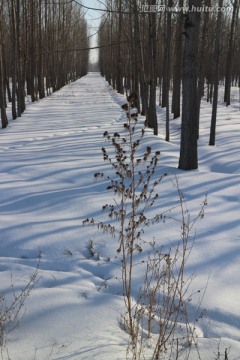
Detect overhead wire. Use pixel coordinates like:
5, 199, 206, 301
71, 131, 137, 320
36, 41, 129, 55
33, 0, 127, 56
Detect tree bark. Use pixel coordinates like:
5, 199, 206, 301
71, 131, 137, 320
10, 0, 17, 119
224, 0, 238, 106
116, 0, 124, 94
209, 0, 223, 146
0, 44, 8, 128
38, 0, 45, 99
133, 0, 148, 118
30, 0, 36, 102
178, 0, 201, 170
165, 0, 172, 141
171, 0, 184, 119
148, 0, 158, 135
196, 0, 210, 137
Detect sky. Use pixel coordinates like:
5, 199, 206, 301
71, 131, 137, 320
80, 0, 107, 63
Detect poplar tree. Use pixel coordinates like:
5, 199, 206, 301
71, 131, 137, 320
178, 1, 202, 170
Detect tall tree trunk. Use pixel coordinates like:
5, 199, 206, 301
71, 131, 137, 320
10, 0, 17, 119
196, 0, 210, 137
130, 4, 140, 112
0, 44, 8, 128
165, 0, 172, 141
16, 0, 24, 116
178, 1, 201, 170
116, 0, 124, 94
3, 51, 12, 103
224, 0, 238, 106
161, 9, 168, 108
38, 0, 45, 99
148, 0, 158, 135
30, 0, 36, 102
209, 0, 224, 146
133, 0, 148, 117
171, 0, 184, 119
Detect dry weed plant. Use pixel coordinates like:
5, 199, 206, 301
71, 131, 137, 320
214, 341, 231, 360
83, 98, 207, 359
0, 259, 40, 358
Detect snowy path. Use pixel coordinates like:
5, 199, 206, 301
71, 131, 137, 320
0, 73, 122, 253
0, 73, 240, 359
0, 74, 128, 359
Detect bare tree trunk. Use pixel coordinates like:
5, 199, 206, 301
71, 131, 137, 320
0, 44, 8, 128
171, 0, 184, 119
196, 0, 210, 137
148, 0, 158, 135
30, 0, 36, 102
165, 0, 172, 141
116, 0, 124, 94
3, 50, 12, 103
16, 0, 24, 116
38, 0, 45, 99
133, 0, 148, 117
178, 1, 201, 170
209, 0, 223, 146
10, 0, 17, 119
224, 0, 239, 106
161, 8, 168, 108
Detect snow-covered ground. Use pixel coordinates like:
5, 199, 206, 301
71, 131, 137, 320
0, 73, 239, 359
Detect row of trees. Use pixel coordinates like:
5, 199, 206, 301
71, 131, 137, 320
0, 0, 89, 129
98, 0, 240, 170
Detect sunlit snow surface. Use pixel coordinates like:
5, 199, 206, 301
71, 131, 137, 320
0, 73, 239, 359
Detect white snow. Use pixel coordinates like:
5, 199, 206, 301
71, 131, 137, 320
0, 73, 239, 359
